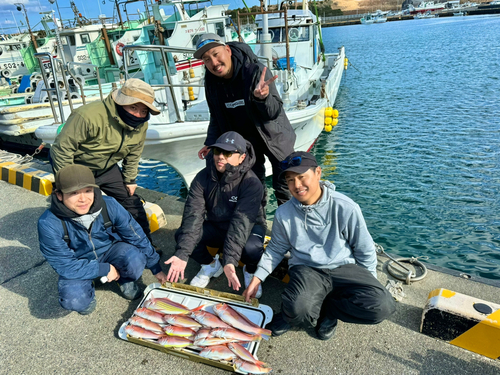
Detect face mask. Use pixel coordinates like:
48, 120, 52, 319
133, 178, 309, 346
116, 104, 150, 128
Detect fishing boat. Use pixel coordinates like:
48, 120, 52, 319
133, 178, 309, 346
36, 0, 345, 187
0, 0, 249, 138
413, 11, 439, 19
409, 1, 446, 14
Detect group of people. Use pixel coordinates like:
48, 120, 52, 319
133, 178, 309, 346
38, 33, 395, 339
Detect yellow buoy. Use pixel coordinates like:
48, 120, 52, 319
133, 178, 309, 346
332, 118, 338, 126
324, 117, 332, 125
344, 58, 348, 70
325, 107, 333, 117
324, 125, 333, 132
332, 109, 339, 118
189, 68, 195, 78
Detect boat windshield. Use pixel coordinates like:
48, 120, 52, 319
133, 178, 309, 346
257, 26, 310, 43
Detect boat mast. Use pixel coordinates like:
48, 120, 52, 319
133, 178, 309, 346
260, 0, 272, 69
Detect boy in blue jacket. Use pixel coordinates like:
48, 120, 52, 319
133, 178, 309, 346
243, 151, 396, 340
38, 165, 167, 315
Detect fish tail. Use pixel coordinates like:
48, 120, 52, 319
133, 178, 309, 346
191, 304, 206, 312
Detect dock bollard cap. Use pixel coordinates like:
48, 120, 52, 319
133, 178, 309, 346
55, 164, 99, 194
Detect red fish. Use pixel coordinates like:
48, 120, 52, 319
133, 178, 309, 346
193, 337, 235, 346
213, 303, 271, 339
227, 342, 266, 366
143, 297, 193, 314
134, 307, 166, 324
163, 314, 203, 330
210, 327, 261, 342
129, 316, 164, 334
234, 358, 272, 374
194, 328, 212, 341
157, 336, 193, 348
190, 310, 232, 329
199, 345, 237, 361
125, 325, 166, 340
164, 325, 196, 338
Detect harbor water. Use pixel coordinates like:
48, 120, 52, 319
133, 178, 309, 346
137, 15, 500, 279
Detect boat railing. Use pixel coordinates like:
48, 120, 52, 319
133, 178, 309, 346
122, 44, 203, 123
66, 61, 104, 103
35, 53, 103, 125
34, 53, 66, 124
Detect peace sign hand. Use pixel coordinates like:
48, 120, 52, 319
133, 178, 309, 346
253, 67, 278, 100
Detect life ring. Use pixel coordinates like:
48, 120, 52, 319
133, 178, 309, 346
116, 42, 125, 57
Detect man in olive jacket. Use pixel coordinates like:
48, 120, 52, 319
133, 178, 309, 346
50, 79, 159, 244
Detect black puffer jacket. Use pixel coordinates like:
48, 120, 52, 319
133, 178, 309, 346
174, 140, 265, 267
204, 42, 296, 161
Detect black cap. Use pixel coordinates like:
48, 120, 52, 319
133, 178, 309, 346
208, 131, 247, 154
55, 164, 99, 193
194, 33, 226, 59
279, 151, 319, 177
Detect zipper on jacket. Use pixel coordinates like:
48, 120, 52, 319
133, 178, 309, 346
88, 229, 98, 260
103, 127, 126, 172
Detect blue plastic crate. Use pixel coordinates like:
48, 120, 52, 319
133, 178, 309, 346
276, 57, 296, 70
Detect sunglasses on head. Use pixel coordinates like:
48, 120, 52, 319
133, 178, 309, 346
213, 147, 239, 158
280, 156, 302, 171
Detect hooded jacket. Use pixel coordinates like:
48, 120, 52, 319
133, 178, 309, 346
254, 181, 378, 281
50, 93, 148, 184
38, 190, 161, 280
204, 42, 296, 161
174, 140, 265, 267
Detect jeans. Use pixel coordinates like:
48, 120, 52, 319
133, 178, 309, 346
58, 241, 147, 312
281, 264, 396, 328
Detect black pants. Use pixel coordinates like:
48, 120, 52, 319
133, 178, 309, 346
281, 264, 396, 328
175, 222, 265, 273
94, 164, 151, 238
250, 137, 291, 207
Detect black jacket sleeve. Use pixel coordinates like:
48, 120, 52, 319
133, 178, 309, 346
174, 172, 207, 261
221, 175, 264, 267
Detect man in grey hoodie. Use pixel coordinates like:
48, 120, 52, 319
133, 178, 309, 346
243, 151, 396, 340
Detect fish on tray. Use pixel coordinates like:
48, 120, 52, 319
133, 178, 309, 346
163, 314, 203, 330
129, 316, 164, 334
125, 325, 166, 340
194, 328, 213, 341
164, 325, 196, 338
213, 303, 271, 339
144, 297, 203, 315
157, 336, 193, 348
134, 307, 166, 324
210, 327, 262, 342
193, 337, 235, 346
234, 358, 272, 374
198, 345, 237, 361
191, 310, 232, 329
227, 342, 267, 366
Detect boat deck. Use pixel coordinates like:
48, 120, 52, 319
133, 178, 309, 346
1, 174, 500, 374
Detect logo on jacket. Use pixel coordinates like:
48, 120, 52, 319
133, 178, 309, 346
225, 99, 245, 109
229, 196, 238, 203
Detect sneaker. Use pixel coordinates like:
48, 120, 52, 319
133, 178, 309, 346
190, 254, 224, 288
268, 312, 292, 337
316, 316, 338, 341
78, 298, 96, 315
243, 265, 262, 299
118, 281, 142, 300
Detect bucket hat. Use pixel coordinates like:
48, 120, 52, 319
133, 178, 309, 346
112, 78, 160, 115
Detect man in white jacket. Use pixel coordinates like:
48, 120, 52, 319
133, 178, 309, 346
243, 151, 396, 340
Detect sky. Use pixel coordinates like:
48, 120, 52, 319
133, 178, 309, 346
0, 0, 279, 33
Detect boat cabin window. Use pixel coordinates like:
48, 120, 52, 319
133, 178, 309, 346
7, 44, 22, 51
67, 36, 75, 46
215, 22, 224, 38
257, 26, 310, 43
80, 33, 91, 44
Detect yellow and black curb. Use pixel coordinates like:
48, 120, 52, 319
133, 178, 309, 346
420, 288, 500, 359
0, 161, 54, 196
0, 158, 166, 233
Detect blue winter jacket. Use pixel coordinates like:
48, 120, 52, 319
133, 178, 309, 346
38, 196, 161, 280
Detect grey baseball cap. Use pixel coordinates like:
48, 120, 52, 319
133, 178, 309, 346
194, 33, 226, 59
55, 164, 99, 193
